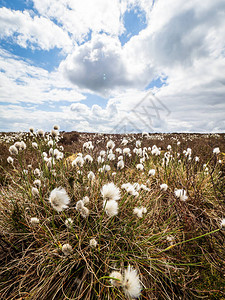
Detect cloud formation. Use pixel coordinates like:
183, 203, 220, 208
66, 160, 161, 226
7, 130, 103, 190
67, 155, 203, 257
0, 0, 225, 132
0, 7, 72, 51
0, 49, 85, 104
60, 33, 155, 95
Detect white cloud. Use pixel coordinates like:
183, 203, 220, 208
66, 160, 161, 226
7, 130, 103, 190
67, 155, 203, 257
0, 7, 73, 51
60, 33, 155, 95
33, 0, 125, 40
1, 0, 225, 132
0, 48, 85, 104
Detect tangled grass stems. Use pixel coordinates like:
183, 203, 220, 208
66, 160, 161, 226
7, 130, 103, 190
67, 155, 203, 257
0, 129, 225, 299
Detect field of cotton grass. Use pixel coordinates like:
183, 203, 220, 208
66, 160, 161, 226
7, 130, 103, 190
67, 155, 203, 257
0, 127, 225, 299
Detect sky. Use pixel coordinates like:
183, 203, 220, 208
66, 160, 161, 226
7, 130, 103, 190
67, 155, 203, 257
0, 0, 225, 133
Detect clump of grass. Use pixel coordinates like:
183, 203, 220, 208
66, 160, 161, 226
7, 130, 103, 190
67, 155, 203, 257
0, 128, 225, 299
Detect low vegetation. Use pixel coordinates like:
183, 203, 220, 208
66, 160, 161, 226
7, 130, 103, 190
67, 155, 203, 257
0, 127, 224, 299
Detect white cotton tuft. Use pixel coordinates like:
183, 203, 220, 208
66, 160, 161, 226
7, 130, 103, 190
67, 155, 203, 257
136, 164, 144, 171
106, 140, 115, 150
122, 265, 142, 299
32, 187, 39, 197
148, 169, 155, 176
220, 218, 225, 229
109, 271, 123, 287
133, 207, 147, 218
72, 156, 84, 167
160, 183, 168, 191
62, 244, 73, 256
65, 218, 73, 228
213, 147, 220, 154
33, 168, 41, 177
103, 200, 118, 217
33, 179, 41, 188
90, 238, 98, 248
88, 171, 95, 181
76, 200, 84, 210
80, 207, 90, 218
30, 217, 39, 225
7, 156, 14, 164
84, 154, 93, 163
49, 187, 70, 212
9, 145, 18, 155
175, 189, 188, 201
117, 160, 124, 170
101, 182, 120, 201
32, 142, 38, 149
123, 147, 130, 155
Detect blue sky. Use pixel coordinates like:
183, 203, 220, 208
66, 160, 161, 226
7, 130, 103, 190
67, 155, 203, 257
0, 0, 225, 133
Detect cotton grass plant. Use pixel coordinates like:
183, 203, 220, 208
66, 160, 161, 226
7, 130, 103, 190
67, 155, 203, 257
0, 128, 225, 299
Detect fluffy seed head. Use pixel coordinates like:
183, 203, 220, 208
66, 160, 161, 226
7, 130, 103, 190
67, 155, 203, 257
80, 207, 90, 218
101, 182, 120, 201
51, 129, 58, 138
76, 200, 84, 210
90, 238, 98, 248
7, 156, 14, 164
37, 129, 44, 137
121, 183, 138, 196
72, 156, 84, 167
151, 147, 161, 156
65, 218, 73, 228
213, 147, 220, 154
53, 124, 60, 130
116, 147, 122, 154
33, 168, 41, 177
88, 171, 95, 181
117, 160, 124, 170
30, 217, 39, 225
103, 200, 118, 217
20, 141, 26, 150
97, 156, 104, 164
175, 189, 188, 201
109, 271, 123, 287
48, 140, 53, 147
14, 141, 21, 149
106, 140, 115, 150
49, 187, 70, 212
136, 140, 141, 148
122, 265, 142, 299
149, 169, 156, 176
62, 244, 72, 256
9, 145, 18, 155
123, 147, 130, 155
136, 164, 144, 171
121, 138, 128, 145
108, 153, 115, 161
32, 142, 38, 149
82, 196, 90, 205
101, 165, 111, 172
33, 179, 41, 188
100, 150, 106, 157
220, 218, 225, 229
133, 207, 147, 218
160, 183, 168, 191
84, 154, 93, 163
32, 187, 39, 197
